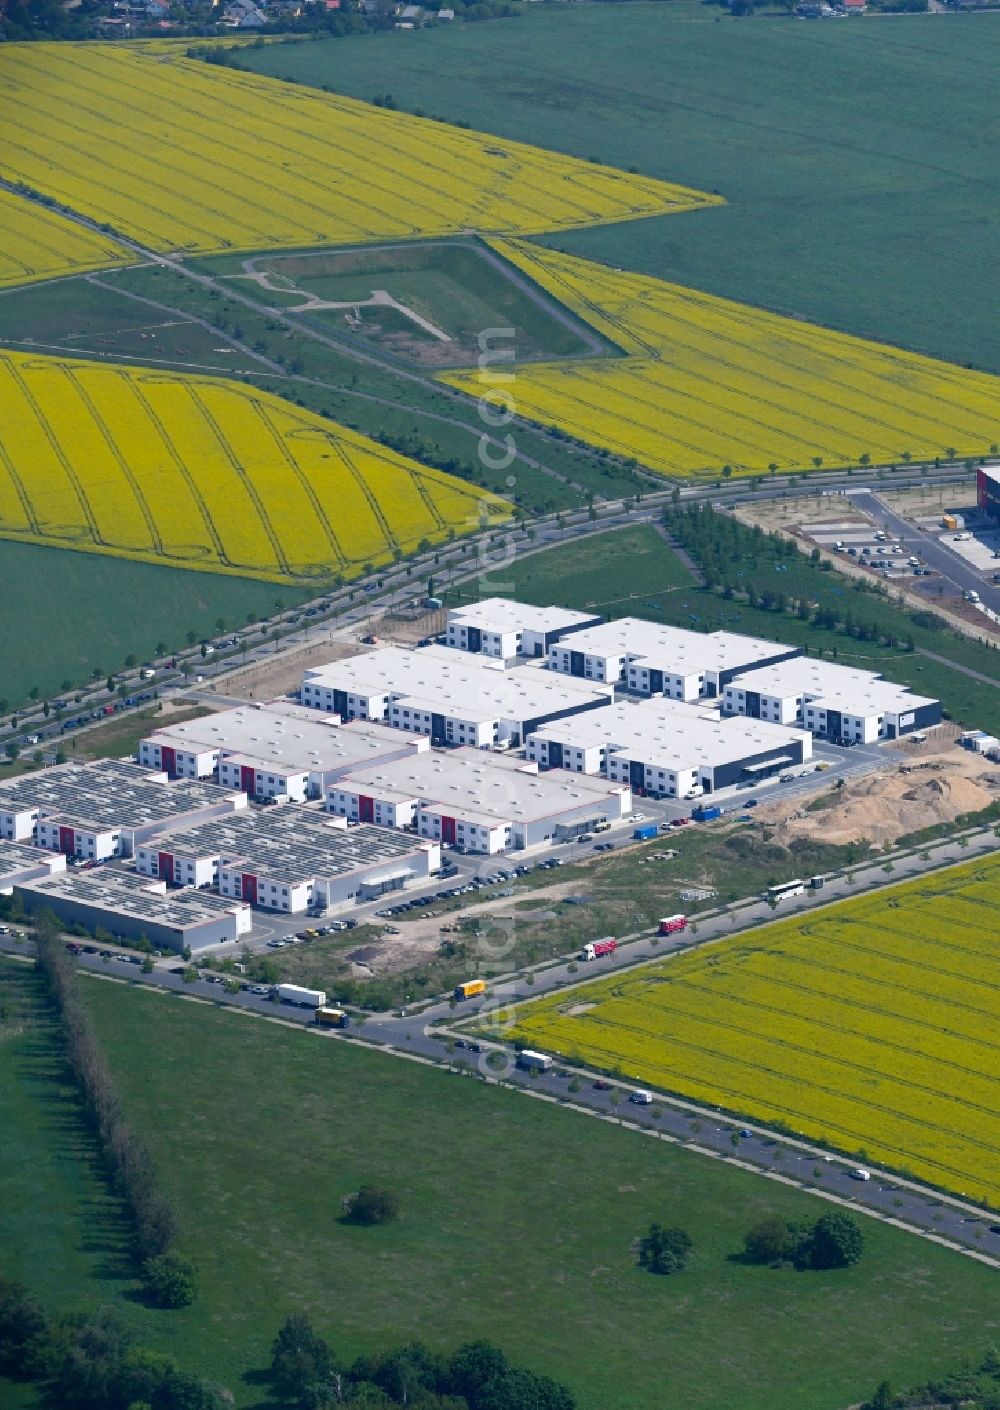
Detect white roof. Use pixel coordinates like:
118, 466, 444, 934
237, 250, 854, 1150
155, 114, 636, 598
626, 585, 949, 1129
448, 596, 598, 637
144, 703, 426, 774
728, 658, 938, 716
529, 698, 810, 771
335, 748, 625, 828
305, 646, 612, 724
551, 618, 792, 675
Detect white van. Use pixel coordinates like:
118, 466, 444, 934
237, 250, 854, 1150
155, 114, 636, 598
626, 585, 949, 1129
849, 1167, 871, 1182
629, 1090, 653, 1105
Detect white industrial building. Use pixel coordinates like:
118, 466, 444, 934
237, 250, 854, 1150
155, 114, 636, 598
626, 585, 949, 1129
722, 658, 941, 743
327, 748, 630, 854
547, 619, 799, 700
15, 869, 251, 953
136, 806, 440, 914
525, 698, 812, 796
445, 597, 602, 660
138, 703, 429, 803
302, 645, 613, 749
0, 760, 245, 860
0, 839, 67, 892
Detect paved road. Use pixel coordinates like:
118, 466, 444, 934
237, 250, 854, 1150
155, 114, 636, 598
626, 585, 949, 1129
5, 820, 998, 1264
850, 489, 1000, 616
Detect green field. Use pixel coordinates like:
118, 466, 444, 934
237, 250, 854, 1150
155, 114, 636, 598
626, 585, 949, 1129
3, 964, 997, 1410
0, 540, 306, 709
450, 523, 1000, 732
237, 5, 1000, 375
200, 239, 605, 367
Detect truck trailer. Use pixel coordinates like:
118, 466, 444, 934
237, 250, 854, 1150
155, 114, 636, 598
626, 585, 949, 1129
314, 1007, 350, 1028
517, 1049, 553, 1072
580, 937, 617, 961
275, 983, 327, 1009
454, 979, 487, 1002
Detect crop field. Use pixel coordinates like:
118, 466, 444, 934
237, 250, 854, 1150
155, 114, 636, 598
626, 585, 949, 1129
0, 349, 507, 583
0, 187, 132, 289
0, 44, 717, 262
444, 240, 1000, 479
514, 855, 1000, 1205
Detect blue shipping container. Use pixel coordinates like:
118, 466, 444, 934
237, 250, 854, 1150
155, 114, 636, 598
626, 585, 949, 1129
633, 824, 658, 840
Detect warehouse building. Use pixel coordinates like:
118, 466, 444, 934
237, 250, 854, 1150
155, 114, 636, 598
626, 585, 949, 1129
526, 698, 812, 796
138, 703, 429, 802
136, 806, 439, 914
445, 597, 602, 660
15, 870, 251, 953
0, 839, 67, 892
547, 618, 799, 699
327, 749, 629, 854
722, 658, 941, 743
0, 760, 246, 859
302, 646, 613, 749
977, 464, 1000, 522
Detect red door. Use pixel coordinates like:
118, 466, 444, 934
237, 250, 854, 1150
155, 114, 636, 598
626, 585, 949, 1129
242, 873, 258, 904
358, 794, 375, 823
440, 815, 457, 845
158, 851, 174, 883
161, 745, 177, 777
240, 765, 256, 796
58, 826, 75, 855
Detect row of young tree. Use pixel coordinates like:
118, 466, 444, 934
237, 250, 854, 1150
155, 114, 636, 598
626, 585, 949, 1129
33, 915, 194, 1306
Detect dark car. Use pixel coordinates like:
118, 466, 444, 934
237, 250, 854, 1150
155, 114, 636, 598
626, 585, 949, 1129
593, 1079, 612, 1091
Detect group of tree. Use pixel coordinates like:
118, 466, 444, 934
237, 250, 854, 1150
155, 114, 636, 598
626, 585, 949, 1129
33, 916, 193, 1304
637, 1224, 692, 1275
860, 1347, 1000, 1410
0, 1282, 226, 1410
271, 1316, 576, 1410
743, 1210, 864, 1270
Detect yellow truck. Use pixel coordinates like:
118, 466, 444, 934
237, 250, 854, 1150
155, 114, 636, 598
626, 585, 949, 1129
314, 1007, 350, 1029
454, 979, 487, 1002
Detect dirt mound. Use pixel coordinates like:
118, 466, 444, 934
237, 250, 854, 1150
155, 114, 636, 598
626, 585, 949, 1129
763, 751, 999, 847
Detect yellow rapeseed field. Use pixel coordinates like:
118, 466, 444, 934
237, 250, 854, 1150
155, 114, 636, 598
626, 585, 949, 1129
514, 856, 1000, 1204
442, 239, 1000, 478
0, 45, 717, 259
0, 187, 132, 289
0, 350, 508, 582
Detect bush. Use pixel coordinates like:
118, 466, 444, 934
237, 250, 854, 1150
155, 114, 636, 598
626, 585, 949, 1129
638, 1223, 691, 1275
143, 1253, 197, 1309
743, 1215, 799, 1266
343, 1185, 400, 1226
807, 1211, 864, 1269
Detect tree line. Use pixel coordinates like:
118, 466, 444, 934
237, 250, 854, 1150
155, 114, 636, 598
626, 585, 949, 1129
33, 915, 192, 1305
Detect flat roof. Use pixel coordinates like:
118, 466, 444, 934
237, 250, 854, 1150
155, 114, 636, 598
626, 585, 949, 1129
0, 760, 239, 832
304, 646, 612, 723
0, 838, 65, 883
151, 807, 431, 882
728, 658, 938, 715
550, 619, 792, 674
18, 869, 247, 928
447, 597, 598, 636
335, 748, 625, 828
144, 702, 427, 773
528, 698, 810, 770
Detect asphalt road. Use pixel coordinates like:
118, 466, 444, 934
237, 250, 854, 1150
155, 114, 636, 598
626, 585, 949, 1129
5, 819, 997, 1265
850, 489, 1000, 616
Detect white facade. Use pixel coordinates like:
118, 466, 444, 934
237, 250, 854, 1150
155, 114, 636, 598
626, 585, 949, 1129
327, 748, 630, 854
139, 703, 429, 802
548, 619, 799, 701
526, 698, 812, 797
445, 598, 600, 660
302, 645, 613, 748
0, 840, 67, 891
723, 659, 941, 744
0, 760, 245, 861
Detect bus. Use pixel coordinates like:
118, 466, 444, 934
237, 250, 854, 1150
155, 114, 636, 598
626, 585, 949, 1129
766, 879, 807, 903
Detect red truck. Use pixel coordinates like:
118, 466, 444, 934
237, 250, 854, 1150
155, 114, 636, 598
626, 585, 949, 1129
579, 936, 617, 961
658, 914, 687, 936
